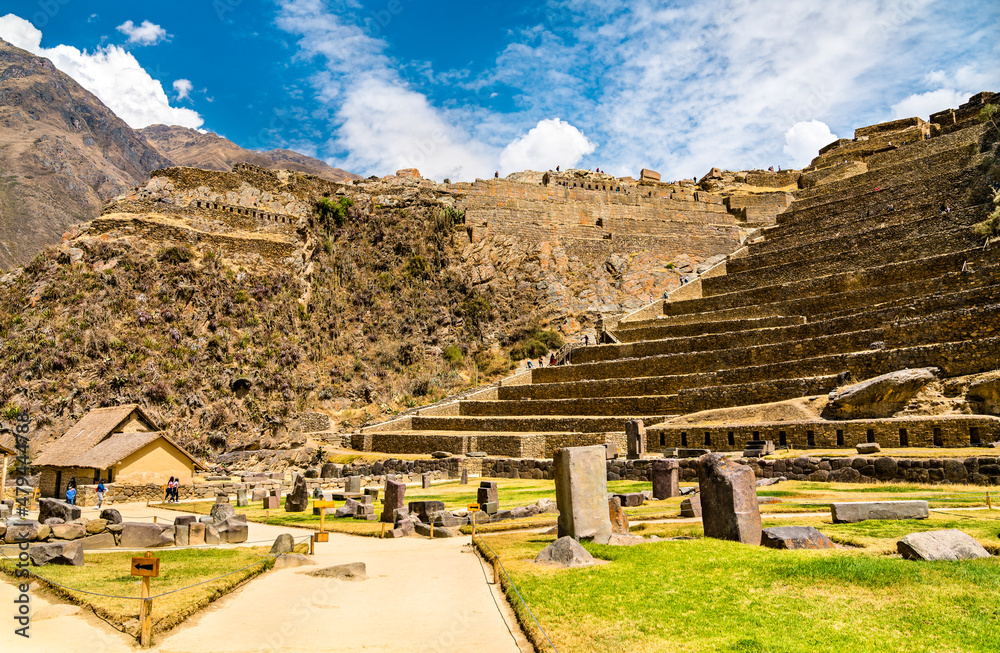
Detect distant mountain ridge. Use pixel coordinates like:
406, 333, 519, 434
0, 38, 172, 269
139, 124, 362, 184
0, 38, 361, 269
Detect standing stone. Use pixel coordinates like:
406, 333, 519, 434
381, 479, 406, 524
284, 474, 309, 512
460, 469, 468, 485
680, 495, 702, 518
553, 445, 612, 544
252, 489, 268, 502
477, 481, 498, 506
345, 476, 362, 494
215, 493, 230, 504
608, 497, 630, 534
422, 473, 432, 489
626, 419, 646, 460
174, 525, 190, 547
236, 488, 248, 507
321, 462, 340, 478
652, 459, 680, 499
697, 453, 761, 545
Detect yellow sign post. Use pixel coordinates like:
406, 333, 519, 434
468, 503, 480, 542
131, 552, 160, 647
314, 500, 335, 542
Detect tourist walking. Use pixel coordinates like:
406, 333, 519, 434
583, 334, 589, 346
165, 476, 175, 502
65, 482, 76, 505
95, 479, 106, 508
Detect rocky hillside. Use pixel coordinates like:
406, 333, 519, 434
140, 124, 362, 184
0, 165, 558, 464
0, 38, 173, 269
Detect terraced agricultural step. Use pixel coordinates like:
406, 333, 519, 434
580, 290, 1000, 365
459, 395, 683, 417
409, 415, 672, 433
612, 315, 806, 344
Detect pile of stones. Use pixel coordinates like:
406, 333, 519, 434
1, 497, 250, 567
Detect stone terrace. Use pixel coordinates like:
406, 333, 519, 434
358, 99, 1000, 457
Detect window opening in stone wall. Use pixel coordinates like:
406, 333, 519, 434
659, 433, 665, 446
779, 431, 787, 446
752, 431, 760, 441
899, 428, 908, 447
970, 426, 981, 445
866, 429, 875, 443
704, 432, 711, 446
836, 430, 844, 446
727, 432, 735, 446
933, 427, 943, 446
807, 430, 815, 447
681, 432, 688, 447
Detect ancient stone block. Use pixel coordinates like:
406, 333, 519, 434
897, 529, 991, 561
50, 523, 86, 540
30, 541, 83, 566
823, 368, 937, 419
174, 525, 190, 547
534, 536, 596, 567
223, 518, 248, 543
761, 526, 836, 550
285, 474, 309, 512
609, 497, 629, 534
174, 515, 198, 526
381, 479, 406, 524
188, 522, 206, 545
697, 453, 761, 545
830, 500, 929, 523
422, 473, 432, 489
210, 502, 237, 523
477, 481, 498, 506
554, 445, 612, 544
263, 496, 280, 510
236, 488, 249, 507
680, 495, 702, 518
461, 468, 469, 485
336, 498, 359, 518
85, 519, 108, 534
856, 443, 881, 454
38, 498, 81, 524
120, 523, 173, 548
640, 168, 661, 182
79, 532, 117, 550
345, 476, 362, 494
652, 458, 680, 499
413, 522, 461, 538
270, 533, 295, 554
626, 419, 646, 460
320, 462, 340, 478
614, 493, 644, 508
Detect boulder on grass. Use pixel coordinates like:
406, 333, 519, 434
897, 529, 991, 561
285, 474, 309, 512
761, 526, 836, 550
831, 500, 929, 523
533, 536, 596, 568
856, 443, 881, 454
30, 540, 84, 566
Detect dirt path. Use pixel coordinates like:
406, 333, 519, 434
1, 502, 528, 653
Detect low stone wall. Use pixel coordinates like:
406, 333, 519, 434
477, 455, 1000, 485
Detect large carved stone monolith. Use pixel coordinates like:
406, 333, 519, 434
381, 479, 406, 524
625, 420, 646, 460
554, 445, 611, 544
284, 474, 309, 512
697, 453, 761, 545
651, 458, 680, 499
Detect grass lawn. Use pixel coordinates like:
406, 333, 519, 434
0, 546, 293, 639
479, 527, 1000, 653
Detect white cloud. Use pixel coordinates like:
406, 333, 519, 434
0, 14, 201, 130
783, 121, 838, 168
499, 119, 596, 174
173, 78, 193, 101
116, 20, 168, 46
890, 89, 968, 120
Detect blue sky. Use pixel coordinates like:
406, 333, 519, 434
0, 0, 997, 181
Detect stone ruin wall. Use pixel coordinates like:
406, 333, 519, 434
453, 179, 746, 268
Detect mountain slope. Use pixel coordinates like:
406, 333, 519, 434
0, 38, 173, 269
139, 124, 362, 184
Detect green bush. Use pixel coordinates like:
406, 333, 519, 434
972, 188, 1000, 245
316, 196, 354, 228
157, 245, 194, 265
443, 345, 464, 365
507, 328, 564, 361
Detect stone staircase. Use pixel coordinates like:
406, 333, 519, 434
358, 102, 1000, 456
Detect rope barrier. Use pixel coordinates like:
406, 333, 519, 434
475, 535, 560, 653
0, 533, 313, 601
